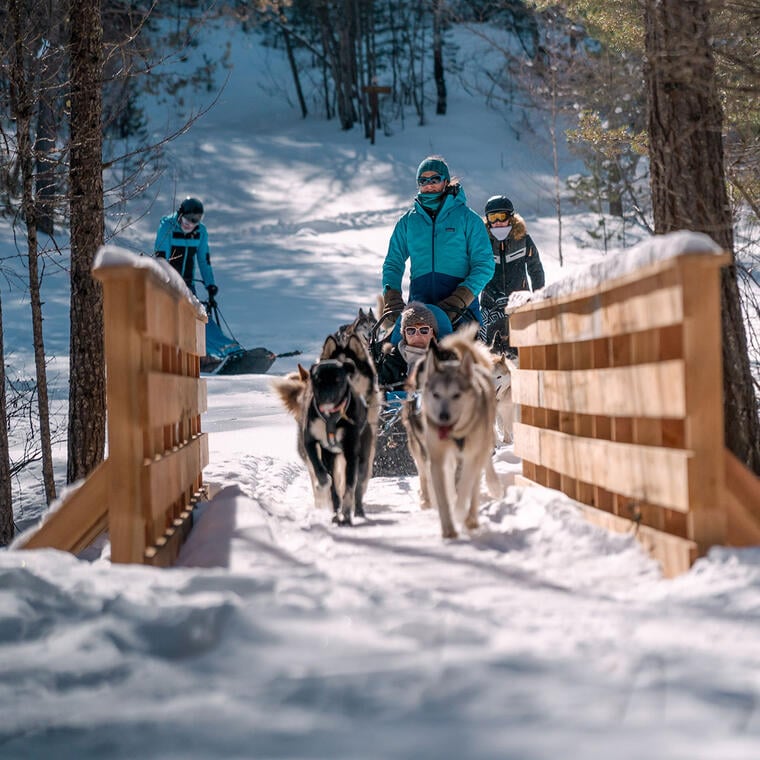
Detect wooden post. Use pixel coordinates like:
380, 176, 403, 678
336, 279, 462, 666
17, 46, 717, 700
362, 83, 391, 144
678, 255, 727, 551
96, 267, 149, 562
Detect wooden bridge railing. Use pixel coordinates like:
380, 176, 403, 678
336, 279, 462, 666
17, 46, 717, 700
17, 250, 208, 566
507, 237, 760, 577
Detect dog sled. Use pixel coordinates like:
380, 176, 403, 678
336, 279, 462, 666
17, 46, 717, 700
373, 386, 418, 477
201, 298, 299, 375
368, 319, 419, 478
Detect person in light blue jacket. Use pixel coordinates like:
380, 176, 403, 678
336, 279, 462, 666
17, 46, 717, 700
154, 196, 217, 299
381, 156, 494, 340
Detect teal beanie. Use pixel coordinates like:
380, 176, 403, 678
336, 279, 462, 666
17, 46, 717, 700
416, 157, 450, 182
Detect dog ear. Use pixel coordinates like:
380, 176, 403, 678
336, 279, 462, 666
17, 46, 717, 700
368, 307, 376, 320
428, 337, 443, 359
297, 363, 310, 381
347, 334, 367, 360
321, 334, 339, 359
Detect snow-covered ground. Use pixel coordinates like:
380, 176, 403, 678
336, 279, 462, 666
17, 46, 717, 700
1, 20, 759, 760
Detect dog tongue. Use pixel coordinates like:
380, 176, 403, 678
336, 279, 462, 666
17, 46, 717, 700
438, 425, 452, 440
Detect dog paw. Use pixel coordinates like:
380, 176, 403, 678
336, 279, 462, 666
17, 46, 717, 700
354, 504, 365, 519
332, 512, 353, 527
465, 515, 479, 530
441, 527, 458, 539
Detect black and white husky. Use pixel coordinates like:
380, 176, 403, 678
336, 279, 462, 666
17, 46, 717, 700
272, 333, 380, 525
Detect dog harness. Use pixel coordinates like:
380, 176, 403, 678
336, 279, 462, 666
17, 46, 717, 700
314, 392, 351, 450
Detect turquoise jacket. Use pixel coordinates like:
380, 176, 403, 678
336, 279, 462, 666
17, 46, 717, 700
382, 185, 494, 322
154, 213, 215, 295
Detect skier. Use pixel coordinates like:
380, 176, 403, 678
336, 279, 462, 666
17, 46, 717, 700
155, 196, 218, 299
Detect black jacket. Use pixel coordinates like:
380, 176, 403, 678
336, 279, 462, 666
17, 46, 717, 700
376, 346, 409, 388
480, 215, 545, 312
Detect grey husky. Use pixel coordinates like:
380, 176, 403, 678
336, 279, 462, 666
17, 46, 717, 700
403, 326, 502, 538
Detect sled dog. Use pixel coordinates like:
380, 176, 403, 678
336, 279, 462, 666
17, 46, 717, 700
335, 307, 377, 346
403, 326, 502, 538
489, 333, 518, 444
272, 333, 380, 525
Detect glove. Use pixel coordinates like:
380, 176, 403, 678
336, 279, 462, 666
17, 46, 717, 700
381, 288, 405, 331
207, 284, 218, 297
437, 285, 475, 325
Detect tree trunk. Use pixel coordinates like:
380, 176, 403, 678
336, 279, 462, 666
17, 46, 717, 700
283, 27, 308, 119
314, 0, 357, 130
644, 0, 760, 474
0, 292, 13, 546
9, 0, 58, 505
67, 0, 106, 483
432, 0, 446, 115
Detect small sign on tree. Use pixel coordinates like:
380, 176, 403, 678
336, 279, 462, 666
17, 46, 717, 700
362, 83, 391, 144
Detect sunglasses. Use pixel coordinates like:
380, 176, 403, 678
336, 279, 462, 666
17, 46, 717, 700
486, 211, 511, 224
405, 325, 432, 335
418, 174, 444, 186
182, 213, 202, 225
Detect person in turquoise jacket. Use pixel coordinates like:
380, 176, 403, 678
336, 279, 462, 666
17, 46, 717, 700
381, 156, 494, 340
154, 196, 217, 299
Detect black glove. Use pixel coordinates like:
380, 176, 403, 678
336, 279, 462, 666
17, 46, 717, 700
381, 288, 405, 330
437, 285, 475, 325
207, 284, 218, 297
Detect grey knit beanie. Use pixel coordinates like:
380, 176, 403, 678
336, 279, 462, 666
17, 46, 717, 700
401, 302, 438, 336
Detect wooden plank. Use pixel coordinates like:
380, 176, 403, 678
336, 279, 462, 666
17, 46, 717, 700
513, 361, 686, 418
144, 434, 208, 521
509, 253, 730, 347
142, 280, 206, 357
17, 461, 110, 554
146, 372, 208, 428
508, 251, 730, 319
196, 318, 206, 356
514, 422, 692, 512
144, 281, 180, 350
574, 502, 698, 577
516, 474, 698, 577
724, 449, 760, 545
509, 276, 684, 346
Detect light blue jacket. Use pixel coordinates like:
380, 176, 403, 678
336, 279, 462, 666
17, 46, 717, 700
382, 185, 494, 321
154, 213, 215, 294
